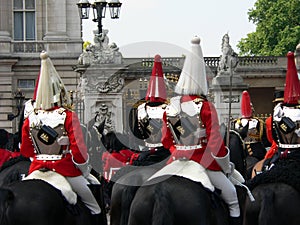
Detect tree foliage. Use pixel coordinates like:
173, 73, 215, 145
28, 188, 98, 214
237, 0, 300, 56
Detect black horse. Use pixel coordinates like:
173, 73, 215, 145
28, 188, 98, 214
243, 183, 300, 225
0, 156, 31, 187
243, 158, 300, 225
109, 125, 247, 225
128, 175, 248, 225
0, 179, 93, 225
109, 162, 167, 225
0, 129, 20, 152
0, 155, 108, 225
0, 126, 109, 225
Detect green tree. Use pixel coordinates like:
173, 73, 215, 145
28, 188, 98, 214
237, 0, 300, 56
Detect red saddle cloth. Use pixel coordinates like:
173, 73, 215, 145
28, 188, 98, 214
102, 149, 134, 181
0, 148, 21, 167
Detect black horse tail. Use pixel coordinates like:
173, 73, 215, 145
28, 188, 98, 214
258, 190, 275, 225
152, 183, 173, 225
120, 185, 140, 225
0, 188, 14, 224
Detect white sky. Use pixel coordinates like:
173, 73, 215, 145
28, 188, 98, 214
81, 0, 257, 58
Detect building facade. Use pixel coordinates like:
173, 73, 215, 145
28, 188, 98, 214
0, 0, 82, 132
0, 0, 288, 133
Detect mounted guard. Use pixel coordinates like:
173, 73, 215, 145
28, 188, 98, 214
244, 53, 300, 225
270, 51, 300, 165
20, 51, 101, 224
232, 91, 268, 158
159, 36, 243, 225
129, 54, 170, 166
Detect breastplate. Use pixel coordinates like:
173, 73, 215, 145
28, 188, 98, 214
233, 118, 263, 143
30, 125, 66, 155
167, 97, 206, 146
29, 108, 68, 155
137, 103, 165, 144
273, 105, 300, 145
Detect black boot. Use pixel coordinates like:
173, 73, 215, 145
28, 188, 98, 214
229, 216, 242, 225
88, 184, 108, 225
91, 213, 101, 225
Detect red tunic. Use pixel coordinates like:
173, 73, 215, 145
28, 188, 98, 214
102, 149, 134, 180
162, 95, 227, 171
20, 107, 88, 177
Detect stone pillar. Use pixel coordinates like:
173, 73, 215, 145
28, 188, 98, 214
210, 79, 248, 126
80, 64, 126, 133
44, 0, 68, 41
211, 57, 248, 125
0, 0, 12, 53
0, 59, 18, 132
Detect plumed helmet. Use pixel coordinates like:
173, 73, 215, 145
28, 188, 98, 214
35, 51, 71, 110
145, 54, 167, 102
283, 52, 300, 104
175, 36, 208, 96
241, 90, 252, 118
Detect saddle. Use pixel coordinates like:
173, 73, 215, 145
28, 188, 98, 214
23, 170, 77, 204
148, 159, 254, 201
148, 160, 215, 191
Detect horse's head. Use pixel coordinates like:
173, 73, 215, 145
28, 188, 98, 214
103, 132, 129, 153
0, 129, 9, 148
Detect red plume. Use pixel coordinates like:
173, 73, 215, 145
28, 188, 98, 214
145, 54, 167, 102
241, 90, 252, 118
283, 52, 300, 104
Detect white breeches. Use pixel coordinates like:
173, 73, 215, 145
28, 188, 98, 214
66, 175, 101, 215
206, 170, 240, 217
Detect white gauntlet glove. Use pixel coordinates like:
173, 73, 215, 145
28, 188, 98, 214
72, 155, 91, 178
211, 147, 234, 176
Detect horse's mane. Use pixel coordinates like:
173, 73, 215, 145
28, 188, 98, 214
0, 155, 30, 172
246, 158, 300, 192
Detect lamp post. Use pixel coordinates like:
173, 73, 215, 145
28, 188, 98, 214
77, 0, 122, 36
7, 89, 25, 121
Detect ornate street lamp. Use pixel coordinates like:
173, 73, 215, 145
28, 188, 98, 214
77, 0, 122, 35
8, 89, 25, 121
77, 0, 91, 19
108, 0, 122, 19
